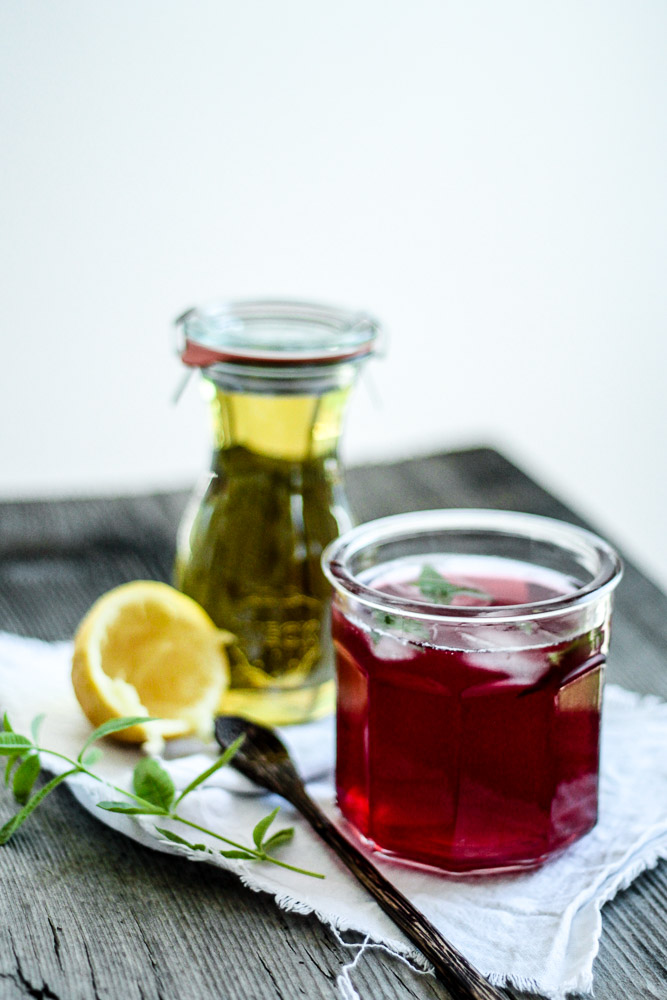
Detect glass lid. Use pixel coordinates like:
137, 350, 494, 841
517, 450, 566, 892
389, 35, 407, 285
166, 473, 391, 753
177, 299, 381, 368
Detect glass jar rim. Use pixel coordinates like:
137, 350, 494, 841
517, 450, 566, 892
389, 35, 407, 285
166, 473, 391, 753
176, 298, 381, 369
321, 509, 623, 624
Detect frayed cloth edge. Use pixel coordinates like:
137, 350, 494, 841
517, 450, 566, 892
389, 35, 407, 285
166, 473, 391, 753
146, 817, 667, 1000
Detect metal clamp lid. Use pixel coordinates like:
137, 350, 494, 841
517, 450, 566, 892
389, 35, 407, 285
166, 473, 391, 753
176, 299, 381, 369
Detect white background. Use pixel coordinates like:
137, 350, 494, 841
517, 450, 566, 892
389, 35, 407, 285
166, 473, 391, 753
1, 1, 666, 588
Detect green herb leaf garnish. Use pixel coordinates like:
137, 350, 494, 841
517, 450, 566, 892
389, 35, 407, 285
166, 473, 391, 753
132, 758, 176, 813
414, 565, 492, 605
0, 714, 323, 880
0, 733, 33, 754
76, 716, 158, 764
173, 734, 244, 808
12, 753, 41, 805
547, 627, 604, 667
98, 800, 169, 816
371, 611, 430, 643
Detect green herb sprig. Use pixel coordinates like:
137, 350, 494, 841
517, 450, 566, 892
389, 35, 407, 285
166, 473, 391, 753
371, 611, 431, 643
370, 565, 494, 644
0, 714, 323, 879
414, 565, 492, 604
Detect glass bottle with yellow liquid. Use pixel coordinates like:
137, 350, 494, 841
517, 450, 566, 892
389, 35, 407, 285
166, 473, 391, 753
174, 300, 380, 726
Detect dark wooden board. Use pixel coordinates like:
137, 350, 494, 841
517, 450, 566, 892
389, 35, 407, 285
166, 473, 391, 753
0, 448, 665, 1000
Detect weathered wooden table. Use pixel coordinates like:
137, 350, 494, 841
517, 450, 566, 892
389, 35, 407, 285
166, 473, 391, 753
0, 448, 665, 1000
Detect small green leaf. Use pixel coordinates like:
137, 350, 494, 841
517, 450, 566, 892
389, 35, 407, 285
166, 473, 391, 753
415, 564, 492, 604
4, 754, 20, 787
132, 758, 175, 812
262, 827, 294, 852
30, 715, 46, 744
548, 627, 604, 667
0, 770, 76, 845
174, 734, 245, 806
12, 753, 41, 805
97, 800, 168, 816
155, 827, 197, 847
77, 717, 158, 762
372, 612, 430, 642
0, 733, 33, 756
154, 828, 209, 851
81, 748, 103, 768
2, 713, 14, 733
215, 732, 245, 769
252, 806, 280, 850
219, 849, 255, 859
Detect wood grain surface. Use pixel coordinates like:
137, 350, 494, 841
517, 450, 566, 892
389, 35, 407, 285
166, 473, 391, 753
0, 448, 665, 1000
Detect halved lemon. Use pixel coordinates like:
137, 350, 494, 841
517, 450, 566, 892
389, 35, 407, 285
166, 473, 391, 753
72, 581, 230, 744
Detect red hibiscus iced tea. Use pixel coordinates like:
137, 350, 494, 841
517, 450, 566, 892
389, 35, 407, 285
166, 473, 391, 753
322, 511, 622, 874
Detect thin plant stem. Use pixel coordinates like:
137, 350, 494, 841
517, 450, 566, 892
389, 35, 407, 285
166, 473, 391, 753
174, 816, 324, 879
34, 746, 323, 879
35, 748, 150, 805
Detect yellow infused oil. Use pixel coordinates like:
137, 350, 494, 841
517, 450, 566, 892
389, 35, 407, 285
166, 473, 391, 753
207, 382, 350, 461
175, 382, 352, 725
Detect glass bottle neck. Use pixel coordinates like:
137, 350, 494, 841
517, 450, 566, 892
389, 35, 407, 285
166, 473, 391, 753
203, 380, 352, 462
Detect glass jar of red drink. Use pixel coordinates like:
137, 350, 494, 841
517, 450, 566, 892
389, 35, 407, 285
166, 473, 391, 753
322, 509, 623, 875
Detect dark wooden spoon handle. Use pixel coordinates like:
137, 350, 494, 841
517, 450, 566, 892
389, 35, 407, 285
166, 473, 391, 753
290, 786, 503, 1000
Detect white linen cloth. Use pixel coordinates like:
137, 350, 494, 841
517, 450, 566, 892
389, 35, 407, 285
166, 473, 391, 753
1, 630, 667, 1000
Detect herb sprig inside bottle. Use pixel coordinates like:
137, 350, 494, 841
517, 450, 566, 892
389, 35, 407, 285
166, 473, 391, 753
0, 714, 323, 879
